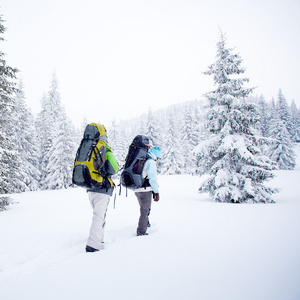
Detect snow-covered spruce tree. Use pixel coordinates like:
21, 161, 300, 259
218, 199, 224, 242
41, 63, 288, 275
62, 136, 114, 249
145, 107, 162, 148
46, 109, 76, 189
0, 15, 26, 199
109, 120, 128, 167
290, 100, 300, 143
36, 93, 55, 189
182, 103, 199, 174
266, 89, 296, 170
257, 95, 270, 137
108, 121, 118, 147
269, 97, 276, 116
138, 117, 147, 136
161, 110, 185, 174
14, 80, 40, 190
276, 89, 293, 138
37, 72, 75, 190
268, 110, 296, 170
194, 32, 277, 203
35, 93, 47, 185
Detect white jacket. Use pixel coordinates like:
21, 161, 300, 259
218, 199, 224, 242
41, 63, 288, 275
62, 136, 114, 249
134, 151, 159, 193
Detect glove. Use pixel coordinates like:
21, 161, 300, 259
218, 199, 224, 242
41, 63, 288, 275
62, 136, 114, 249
153, 193, 160, 202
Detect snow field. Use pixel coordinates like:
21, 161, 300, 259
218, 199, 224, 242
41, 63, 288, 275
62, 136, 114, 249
0, 146, 300, 299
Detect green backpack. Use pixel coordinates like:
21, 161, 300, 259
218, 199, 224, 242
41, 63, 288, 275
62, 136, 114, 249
72, 123, 113, 189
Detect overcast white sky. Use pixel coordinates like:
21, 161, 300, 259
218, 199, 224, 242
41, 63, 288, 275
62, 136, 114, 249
1, 0, 300, 127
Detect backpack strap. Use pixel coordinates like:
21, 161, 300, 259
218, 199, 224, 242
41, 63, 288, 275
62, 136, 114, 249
142, 158, 151, 189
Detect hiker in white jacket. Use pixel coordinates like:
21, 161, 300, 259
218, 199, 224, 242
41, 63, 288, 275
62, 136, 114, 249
134, 147, 161, 236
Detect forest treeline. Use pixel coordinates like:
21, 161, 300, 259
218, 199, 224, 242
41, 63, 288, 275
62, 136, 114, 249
1, 14, 299, 206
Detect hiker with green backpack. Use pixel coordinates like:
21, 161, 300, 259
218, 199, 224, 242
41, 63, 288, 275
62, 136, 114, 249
72, 123, 119, 253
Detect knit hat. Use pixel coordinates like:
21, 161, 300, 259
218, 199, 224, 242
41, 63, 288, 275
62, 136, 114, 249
151, 147, 162, 159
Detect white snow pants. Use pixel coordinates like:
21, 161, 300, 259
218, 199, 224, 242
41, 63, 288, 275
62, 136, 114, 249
87, 192, 110, 250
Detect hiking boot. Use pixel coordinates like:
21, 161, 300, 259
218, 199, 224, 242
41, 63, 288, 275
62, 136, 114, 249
85, 245, 99, 252
137, 232, 149, 236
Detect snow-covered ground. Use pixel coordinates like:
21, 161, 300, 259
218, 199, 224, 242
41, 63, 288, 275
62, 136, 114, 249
1, 146, 300, 300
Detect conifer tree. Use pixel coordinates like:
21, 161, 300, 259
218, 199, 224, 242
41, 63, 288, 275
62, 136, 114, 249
161, 110, 184, 174
46, 109, 76, 189
138, 117, 147, 136
290, 100, 300, 143
14, 80, 40, 190
109, 120, 127, 167
194, 32, 277, 203
117, 127, 130, 167
146, 108, 162, 147
276, 89, 292, 137
35, 93, 47, 185
269, 97, 276, 117
182, 103, 199, 173
265, 89, 296, 169
257, 95, 270, 137
0, 15, 25, 196
268, 112, 296, 170
37, 90, 55, 189
37, 72, 75, 190
109, 120, 118, 143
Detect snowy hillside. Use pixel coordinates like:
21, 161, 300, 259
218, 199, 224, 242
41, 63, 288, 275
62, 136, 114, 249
1, 146, 300, 300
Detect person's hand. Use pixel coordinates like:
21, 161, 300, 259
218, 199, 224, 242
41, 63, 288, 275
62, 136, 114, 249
154, 193, 160, 202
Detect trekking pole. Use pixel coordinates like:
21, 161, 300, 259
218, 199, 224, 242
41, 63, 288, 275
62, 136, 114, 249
113, 192, 117, 209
